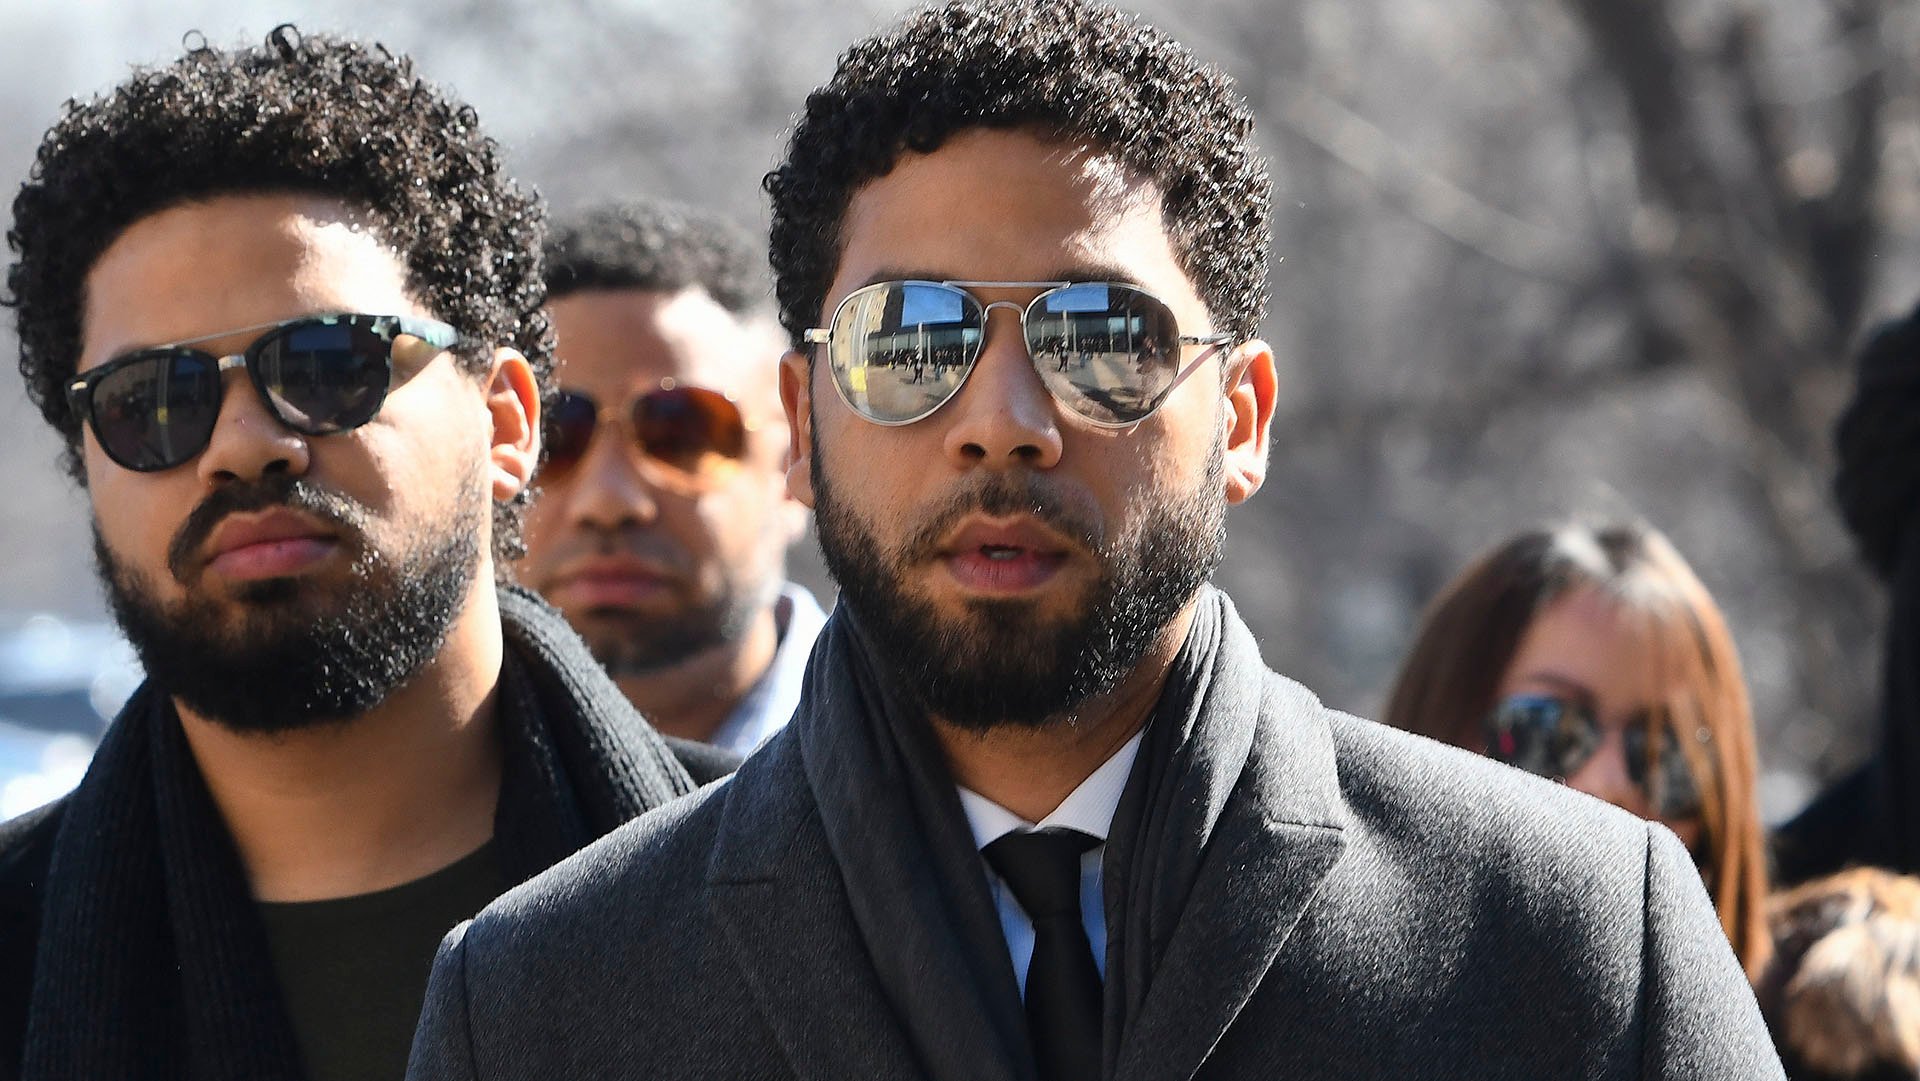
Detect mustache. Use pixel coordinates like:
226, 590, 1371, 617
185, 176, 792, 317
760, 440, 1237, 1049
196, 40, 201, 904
898, 473, 1102, 562
567, 527, 689, 575
583, 526, 691, 568
166, 474, 371, 584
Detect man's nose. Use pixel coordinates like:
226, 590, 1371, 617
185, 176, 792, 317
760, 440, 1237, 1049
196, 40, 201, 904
193, 367, 311, 484
557, 433, 662, 532
939, 309, 1064, 470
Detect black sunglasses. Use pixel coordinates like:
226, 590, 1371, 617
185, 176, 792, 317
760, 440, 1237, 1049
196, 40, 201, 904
1484, 694, 1707, 819
67, 313, 458, 473
803, 279, 1234, 427
543, 382, 752, 491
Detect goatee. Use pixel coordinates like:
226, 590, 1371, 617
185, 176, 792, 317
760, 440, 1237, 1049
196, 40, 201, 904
97, 471, 485, 734
811, 425, 1225, 731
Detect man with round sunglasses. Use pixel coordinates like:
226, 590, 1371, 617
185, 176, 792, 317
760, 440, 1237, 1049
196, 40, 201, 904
0, 29, 727, 1081
519, 200, 824, 756
411, 2, 1781, 1079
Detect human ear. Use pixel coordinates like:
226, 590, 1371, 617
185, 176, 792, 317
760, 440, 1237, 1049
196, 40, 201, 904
484, 347, 540, 501
778, 349, 816, 509
1220, 339, 1276, 505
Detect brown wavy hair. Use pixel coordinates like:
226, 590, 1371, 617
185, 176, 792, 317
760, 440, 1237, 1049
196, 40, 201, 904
1382, 522, 1771, 976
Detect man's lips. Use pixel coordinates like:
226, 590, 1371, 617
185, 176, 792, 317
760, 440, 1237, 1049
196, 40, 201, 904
203, 509, 340, 582
936, 517, 1075, 594
549, 556, 679, 609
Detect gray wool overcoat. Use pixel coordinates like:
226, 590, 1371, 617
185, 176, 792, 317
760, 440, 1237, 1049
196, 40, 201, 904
407, 668, 1784, 1081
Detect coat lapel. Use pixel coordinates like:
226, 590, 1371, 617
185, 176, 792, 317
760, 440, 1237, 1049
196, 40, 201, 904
705, 740, 930, 1081
1113, 680, 1348, 1081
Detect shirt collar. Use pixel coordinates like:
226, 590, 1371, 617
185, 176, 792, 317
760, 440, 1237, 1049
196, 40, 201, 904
956, 727, 1146, 851
707, 584, 828, 755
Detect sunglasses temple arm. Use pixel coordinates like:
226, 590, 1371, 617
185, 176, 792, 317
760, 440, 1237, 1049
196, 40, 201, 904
1163, 341, 1235, 402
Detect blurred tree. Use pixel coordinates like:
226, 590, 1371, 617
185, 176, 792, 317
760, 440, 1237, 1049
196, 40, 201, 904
1, 0, 1914, 808
1562, 0, 1896, 754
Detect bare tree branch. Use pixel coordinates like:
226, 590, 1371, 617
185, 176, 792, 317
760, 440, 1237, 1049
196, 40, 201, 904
1270, 81, 1588, 283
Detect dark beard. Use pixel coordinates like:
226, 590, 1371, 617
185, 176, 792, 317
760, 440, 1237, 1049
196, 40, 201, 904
97, 471, 485, 735
579, 586, 766, 676
811, 425, 1225, 731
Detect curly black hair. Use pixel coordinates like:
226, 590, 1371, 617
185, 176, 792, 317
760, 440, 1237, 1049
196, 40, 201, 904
546, 198, 768, 315
763, 0, 1271, 351
5, 25, 552, 563
1834, 297, 1920, 581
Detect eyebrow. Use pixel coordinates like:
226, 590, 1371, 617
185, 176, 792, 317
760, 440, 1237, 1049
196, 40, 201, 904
97, 315, 312, 366
1511, 672, 1595, 700
854, 265, 1147, 290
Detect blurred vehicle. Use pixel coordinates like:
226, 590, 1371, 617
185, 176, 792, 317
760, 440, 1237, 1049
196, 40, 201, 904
0, 613, 142, 820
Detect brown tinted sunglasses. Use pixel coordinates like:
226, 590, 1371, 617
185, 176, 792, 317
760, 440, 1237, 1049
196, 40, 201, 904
542, 381, 751, 489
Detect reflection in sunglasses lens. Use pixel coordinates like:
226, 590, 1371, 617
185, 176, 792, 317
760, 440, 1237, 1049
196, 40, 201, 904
1485, 694, 1706, 819
92, 354, 222, 472
256, 322, 389, 433
1625, 723, 1705, 819
1029, 284, 1185, 425
829, 283, 980, 424
71, 314, 440, 472
826, 281, 1196, 426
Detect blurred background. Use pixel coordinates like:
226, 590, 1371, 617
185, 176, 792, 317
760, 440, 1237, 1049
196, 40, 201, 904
0, 0, 1915, 820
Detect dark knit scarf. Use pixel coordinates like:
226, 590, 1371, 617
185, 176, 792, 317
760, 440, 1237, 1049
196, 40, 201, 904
796, 585, 1266, 1081
18, 585, 693, 1081
1873, 525, 1920, 874
1823, 523, 1920, 878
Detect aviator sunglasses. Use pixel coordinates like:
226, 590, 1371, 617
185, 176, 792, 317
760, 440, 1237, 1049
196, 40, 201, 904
1484, 694, 1707, 820
542, 381, 751, 489
67, 312, 458, 473
803, 279, 1235, 426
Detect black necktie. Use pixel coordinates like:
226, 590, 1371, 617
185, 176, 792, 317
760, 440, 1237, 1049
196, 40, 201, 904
983, 828, 1104, 1081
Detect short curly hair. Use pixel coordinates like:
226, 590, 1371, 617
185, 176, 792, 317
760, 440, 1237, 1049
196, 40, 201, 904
5, 25, 552, 563
1834, 297, 1920, 582
763, 0, 1271, 350
546, 198, 768, 315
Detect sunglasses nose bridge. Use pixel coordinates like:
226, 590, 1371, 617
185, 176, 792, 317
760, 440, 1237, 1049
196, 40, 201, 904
1562, 725, 1650, 815
976, 300, 1033, 353
579, 433, 667, 524
192, 360, 314, 482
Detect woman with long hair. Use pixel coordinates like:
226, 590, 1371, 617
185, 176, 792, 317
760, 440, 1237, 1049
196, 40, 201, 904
1382, 522, 1771, 976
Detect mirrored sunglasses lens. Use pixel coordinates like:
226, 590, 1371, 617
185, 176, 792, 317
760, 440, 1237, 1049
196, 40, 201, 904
633, 387, 745, 475
89, 353, 222, 471
1028, 283, 1183, 424
542, 391, 599, 475
1625, 724, 1705, 819
833, 283, 980, 423
1485, 696, 1598, 779
253, 319, 390, 434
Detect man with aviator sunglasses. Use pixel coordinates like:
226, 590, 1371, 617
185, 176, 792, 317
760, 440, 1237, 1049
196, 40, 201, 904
0, 28, 723, 1081
519, 200, 824, 756
413, 2, 1781, 1079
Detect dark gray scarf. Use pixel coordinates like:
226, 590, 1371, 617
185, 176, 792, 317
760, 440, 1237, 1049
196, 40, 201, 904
19, 585, 692, 1081
796, 585, 1268, 1081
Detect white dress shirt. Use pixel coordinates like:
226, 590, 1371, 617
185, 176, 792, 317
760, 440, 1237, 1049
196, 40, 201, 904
956, 729, 1145, 994
706, 584, 827, 757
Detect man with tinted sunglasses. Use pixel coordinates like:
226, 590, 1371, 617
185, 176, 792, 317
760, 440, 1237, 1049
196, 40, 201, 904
412, 3, 1781, 1079
520, 200, 824, 756
0, 28, 725, 1081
